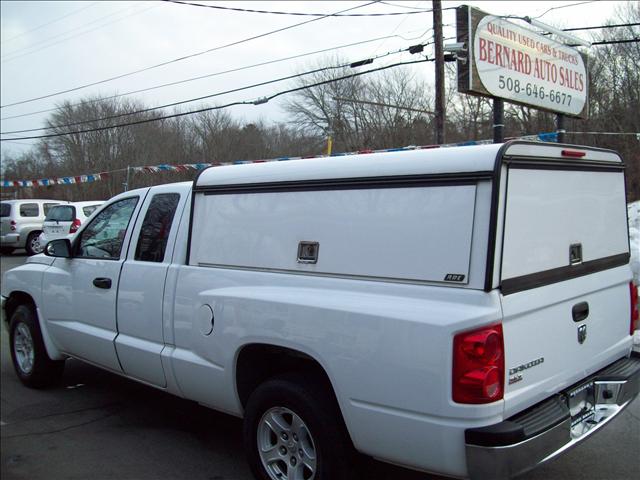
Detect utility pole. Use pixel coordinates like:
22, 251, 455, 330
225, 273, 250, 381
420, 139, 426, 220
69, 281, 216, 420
433, 0, 445, 145
123, 165, 131, 192
493, 98, 504, 143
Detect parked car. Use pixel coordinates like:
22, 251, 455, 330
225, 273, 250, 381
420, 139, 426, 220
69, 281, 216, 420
2, 141, 639, 480
0, 199, 66, 255
36, 201, 104, 253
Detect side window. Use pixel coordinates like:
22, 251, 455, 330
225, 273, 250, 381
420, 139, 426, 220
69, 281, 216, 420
19, 203, 39, 217
0, 203, 11, 217
82, 205, 99, 217
135, 193, 180, 263
77, 197, 138, 259
43, 203, 59, 215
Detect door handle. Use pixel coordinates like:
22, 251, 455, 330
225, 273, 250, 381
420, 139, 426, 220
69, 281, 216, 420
93, 277, 112, 289
572, 302, 589, 322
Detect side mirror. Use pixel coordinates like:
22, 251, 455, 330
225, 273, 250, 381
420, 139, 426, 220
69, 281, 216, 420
44, 239, 72, 258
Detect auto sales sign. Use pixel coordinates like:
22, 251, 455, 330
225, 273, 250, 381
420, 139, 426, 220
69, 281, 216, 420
456, 5, 588, 117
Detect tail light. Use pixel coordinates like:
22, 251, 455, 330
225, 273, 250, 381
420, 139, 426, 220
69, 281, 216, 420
10, 220, 16, 231
631, 282, 639, 335
453, 324, 504, 404
69, 218, 81, 233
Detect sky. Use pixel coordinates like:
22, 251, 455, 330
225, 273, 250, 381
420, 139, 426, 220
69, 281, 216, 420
0, 0, 631, 161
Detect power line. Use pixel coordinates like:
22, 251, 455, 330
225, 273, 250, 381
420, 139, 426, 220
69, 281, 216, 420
563, 22, 640, 32
164, 0, 440, 16
533, 1, 596, 20
0, 1, 376, 109
1, 5, 158, 63
566, 131, 639, 136
333, 97, 434, 114
1, 140, 33, 146
1, 29, 429, 121
0, 2, 98, 44
379, 2, 430, 10
2, 3, 137, 59
0, 58, 432, 142
569, 38, 640, 47
2, 44, 428, 134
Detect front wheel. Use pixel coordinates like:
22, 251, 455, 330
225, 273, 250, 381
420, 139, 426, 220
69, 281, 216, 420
9, 304, 65, 388
243, 374, 354, 480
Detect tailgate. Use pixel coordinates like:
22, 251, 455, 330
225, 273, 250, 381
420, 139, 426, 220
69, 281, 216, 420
497, 145, 632, 417
501, 267, 631, 417
43, 221, 69, 235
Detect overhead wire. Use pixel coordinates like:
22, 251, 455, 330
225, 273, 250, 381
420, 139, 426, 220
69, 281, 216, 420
1, 28, 431, 122
532, 1, 597, 19
368, 0, 426, 57
2, 140, 33, 146
566, 131, 639, 136
0, 58, 432, 142
562, 22, 640, 32
0, 1, 377, 109
1, 43, 431, 135
1, 5, 158, 63
0, 2, 98, 44
163, 0, 444, 16
379, 2, 430, 10
2, 3, 140, 59
569, 38, 639, 47
2, 21, 629, 123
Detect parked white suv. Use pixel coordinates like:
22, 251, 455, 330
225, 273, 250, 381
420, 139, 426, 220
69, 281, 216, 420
0, 199, 66, 255
36, 201, 104, 253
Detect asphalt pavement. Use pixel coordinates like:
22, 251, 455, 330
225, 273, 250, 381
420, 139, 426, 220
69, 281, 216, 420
1, 252, 639, 480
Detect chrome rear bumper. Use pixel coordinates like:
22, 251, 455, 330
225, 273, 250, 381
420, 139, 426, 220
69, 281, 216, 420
466, 352, 640, 480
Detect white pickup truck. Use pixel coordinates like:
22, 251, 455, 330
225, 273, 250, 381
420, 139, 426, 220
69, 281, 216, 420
2, 141, 639, 480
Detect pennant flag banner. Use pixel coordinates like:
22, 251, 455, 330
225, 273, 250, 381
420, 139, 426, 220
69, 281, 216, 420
1, 172, 109, 188
132, 163, 212, 174
0, 133, 558, 188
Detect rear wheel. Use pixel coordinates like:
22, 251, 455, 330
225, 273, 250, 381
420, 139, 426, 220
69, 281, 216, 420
25, 231, 42, 255
9, 304, 65, 388
243, 373, 354, 480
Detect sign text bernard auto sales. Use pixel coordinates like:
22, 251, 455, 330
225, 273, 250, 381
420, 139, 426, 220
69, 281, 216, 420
473, 15, 587, 116
456, 5, 589, 118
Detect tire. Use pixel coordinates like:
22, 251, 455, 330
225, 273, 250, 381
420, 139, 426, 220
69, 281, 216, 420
9, 304, 65, 388
243, 373, 354, 480
0, 247, 14, 255
25, 231, 42, 256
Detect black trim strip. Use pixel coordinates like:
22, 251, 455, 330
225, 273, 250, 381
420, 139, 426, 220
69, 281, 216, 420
193, 172, 494, 195
501, 253, 630, 295
484, 142, 510, 291
504, 158, 624, 172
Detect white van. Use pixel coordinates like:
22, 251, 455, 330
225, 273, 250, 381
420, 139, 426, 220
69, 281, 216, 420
36, 201, 104, 252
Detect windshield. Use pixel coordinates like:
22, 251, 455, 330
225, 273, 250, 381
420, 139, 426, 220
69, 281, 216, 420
0, 203, 10, 217
45, 205, 75, 222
